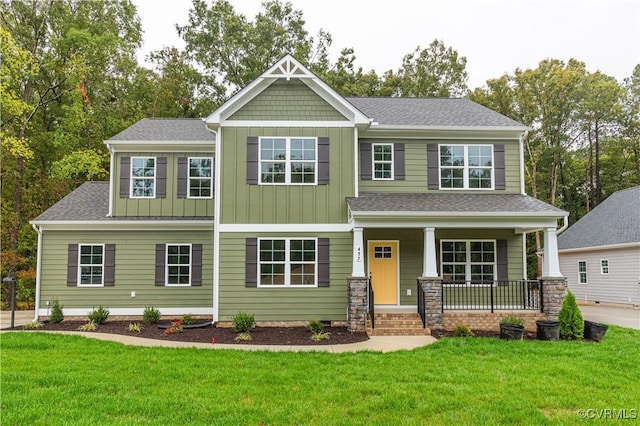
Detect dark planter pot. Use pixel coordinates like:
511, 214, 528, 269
536, 320, 560, 341
500, 324, 525, 340
584, 320, 608, 342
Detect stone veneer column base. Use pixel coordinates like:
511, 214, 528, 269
347, 277, 368, 333
418, 276, 443, 329
540, 277, 568, 321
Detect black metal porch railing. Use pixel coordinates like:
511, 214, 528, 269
417, 279, 426, 328
442, 280, 542, 312
367, 276, 375, 329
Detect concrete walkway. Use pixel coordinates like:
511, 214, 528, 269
1, 311, 436, 353
579, 304, 640, 330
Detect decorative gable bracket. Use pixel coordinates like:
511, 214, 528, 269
267, 58, 311, 80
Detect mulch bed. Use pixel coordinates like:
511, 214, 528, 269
13, 320, 369, 346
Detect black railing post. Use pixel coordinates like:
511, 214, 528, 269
490, 281, 495, 313
539, 279, 544, 313
367, 277, 375, 329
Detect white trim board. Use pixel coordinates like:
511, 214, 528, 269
221, 120, 353, 128
218, 224, 352, 232
558, 242, 640, 254
37, 307, 214, 317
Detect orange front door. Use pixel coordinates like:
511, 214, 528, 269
368, 241, 398, 305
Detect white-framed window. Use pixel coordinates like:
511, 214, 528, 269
258, 238, 317, 287
578, 260, 588, 284
131, 157, 156, 198
441, 240, 496, 283
439, 145, 493, 189
372, 143, 393, 180
78, 244, 104, 286
259, 137, 317, 184
188, 157, 213, 198
600, 259, 609, 275
166, 244, 191, 286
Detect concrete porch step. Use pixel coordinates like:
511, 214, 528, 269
366, 312, 431, 336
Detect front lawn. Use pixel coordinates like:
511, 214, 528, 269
2, 327, 639, 425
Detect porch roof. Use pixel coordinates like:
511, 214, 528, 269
347, 193, 567, 218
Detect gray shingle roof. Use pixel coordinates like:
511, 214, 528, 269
107, 118, 214, 141
558, 186, 640, 250
31, 182, 212, 222
347, 193, 566, 216
346, 97, 526, 128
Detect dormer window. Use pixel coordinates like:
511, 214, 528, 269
131, 157, 156, 198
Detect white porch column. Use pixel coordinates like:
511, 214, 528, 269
352, 227, 366, 277
422, 227, 439, 277
542, 227, 563, 278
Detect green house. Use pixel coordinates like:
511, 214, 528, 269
31, 55, 568, 332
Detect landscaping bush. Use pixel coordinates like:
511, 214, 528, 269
453, 323, 474, 337
164, 320, 184, 335
182, 314, 195, 325
78, 321, 97, 331
143, 306, 161, 324
231, 312, 255, 333
88, 305, 110, 324
128, 323, 142, 333
49, 299, 64, 324
500, 315, 524, 327
558, 290, 584, 340
307, 320, 330, 341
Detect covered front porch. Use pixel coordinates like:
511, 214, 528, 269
345, 193, 569, 332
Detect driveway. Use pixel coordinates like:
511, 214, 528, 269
579, 304, 640, 330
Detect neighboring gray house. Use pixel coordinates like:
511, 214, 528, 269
558, 186, 640, 306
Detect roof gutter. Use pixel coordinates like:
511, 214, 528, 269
31, 224, 42, 322
557, 214, 569, 234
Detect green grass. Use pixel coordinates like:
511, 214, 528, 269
1, 327, 639, 425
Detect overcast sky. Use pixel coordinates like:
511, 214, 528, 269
132, 0, 640, 89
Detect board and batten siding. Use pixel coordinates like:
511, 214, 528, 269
217, 232, 351, 321
560, 246, 640, 306
364, 229, 524, 305
358, 139, 521, 193
226, 79, 348, 121
113, 152, 215, 217
39, 230, 213, 310
220, 127, 355, 224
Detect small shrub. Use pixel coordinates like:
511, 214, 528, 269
128, 323, 142, 333
500, 315, 524, 327
231, 312, 255, 333
559, 290, 584, 340
23, 321, 43, 330
307, 320, 325, 334
49, 299, 64, 324
78, 321, 97, 331
310, 331, 331, 341
453, 323, 474, 337
88, 305, 110, 324
182, 314, 195, 325
143, 306, 161, 324
234, 332, 252, 341
164, 319, 184, 335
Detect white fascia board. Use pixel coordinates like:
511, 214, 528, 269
359, 128, 526, 140
369, 124, 531, 132
350, 210, 566, 219
221, 120, 354, 128
352, 218, 558, 230
558, 242, 640, 254
218, 223, 352, 233
37, 307, 214, 317
105, 141, 214, 153
30, 221, 214, 231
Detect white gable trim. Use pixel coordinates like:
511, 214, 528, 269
206, 54, 370, 126
558, 242, 640, 254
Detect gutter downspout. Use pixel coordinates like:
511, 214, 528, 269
519, 131, 527, 195
31, 224, 43, 321
557, 215, 569, 235
207, 126, 219, 324
106, 143, 114, 217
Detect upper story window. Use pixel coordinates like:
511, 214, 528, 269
131, 157, 156, 198
188, 157, 213, 198
600, 259, 609, 275
372, 144, 393, 180
259, 137, 317, 184
439, 145, 493, 189
78, 244, 104, 286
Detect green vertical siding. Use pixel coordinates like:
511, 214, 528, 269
113, 152, 215, 217
218, 232, 351, 321
220, 127, 355, 224
39, 229, 213, 309
363, 228, 524, 306
227, 79, 347, 121
359, 139, 521, 193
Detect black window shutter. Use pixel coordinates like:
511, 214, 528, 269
156, 157, 167, 198
67, 244, 78, 287
155, 244, 166, 286
191, 244, 202, 286
245, 238, 257, 287
427, 144, 439, 189
317, 137, 330, 184
497, 240, 508, 284
119, 157, 130, 198
494, 145, 506, 190
177, 157, 188, 198
394, 143, 405, 180
247, 136, 259, 184
104, 244, 115, 286
360, 143, 372, 180
317, 238, 330, 287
